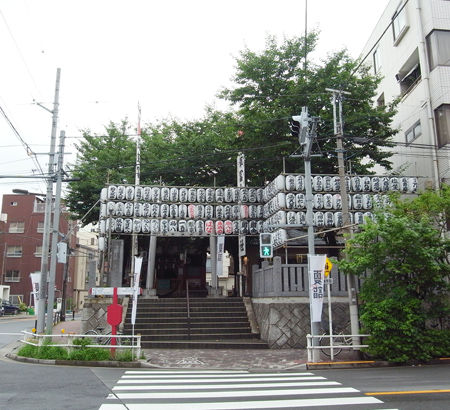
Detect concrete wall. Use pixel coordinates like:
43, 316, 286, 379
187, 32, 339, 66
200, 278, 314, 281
81, 297, 128, 334
252, 297, 350, 349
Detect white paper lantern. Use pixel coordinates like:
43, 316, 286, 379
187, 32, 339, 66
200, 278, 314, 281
380, 177, 390, 192
188, 204, 195, 219
275, 175, 285, 190
248, 205, 257, 219
399, 177, 409, 193
248, 188, 257, 203
332, 176, 340, 192
240, 220, 249, 234
178, 220, 187, 232
115, 202, 125, 217
151, 219, 160, 234
240, 205, 249, 219
224, 188, 233, 203
372, 194, 382, 208
389, 177, 399, 191
334, 212, 343, 227
160, 204, 169, 218
99, 219, 106, 234
152, 187, 161, 202
134, 203, 143, 217
285, 175, 296, 191
133, 219, 141, 233
195, 204, 204, 219
142, 219, 151, 233
124, 202, 133, 216
216, 205, 224, 219
115, 218, 124, 232
232, 221, 240, 234
116, 185, 126, 200
256, 188, 264, 203
296, 211, 306, 226
107, 202, 115, 216
169, 204, 178, 218
160, 219, 169, 234
178, 204, 187, 218
106, 218, 115, 232
361, 176, 371, 192
135, 186, 143, 201
314, 212, 325, 227
143, 187, 152, 201
323, 194, 333, 209
296, 193, 306, 209
125, 186, 134, 201
323, 176, 333, 192
188, 188, 197, 202
205, 220, 214, 234
362, 194, 372, 210
287, 211, 296, 224
151, 203, 161, 217
195, 220, 204, 235
332, 194, 342, 210
371, 177, 380, 192
351, 176, 362, 192
325, 211, 334, 227
100, 203, 107, 217
249, 220, 258, 234
239, 188, 249, 203
107, 185, 117, 200
257, 205, 264, 218
170, 187, 179, 202
204, 205, 214, 219
187, 220, 196, 234
215, 188, 224, 203
168, 220, 178, 232
197, 188, 206, 203
355, 212, 364, 225
215, 220, 224, 235
256, 220, 264, 233
313, 176, 323, 192
100, 188, 107, 201
352, 194, 363, 210
408, 177, 418, 193
313, 194, 324, 209
286, 193, 296, 209
124, 218, 133, 233
179, 188, 188, 202
295, 175, 305, 191
224, 220, 233, 234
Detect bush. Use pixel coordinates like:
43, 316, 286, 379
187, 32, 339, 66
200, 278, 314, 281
17, 340, 68, 360
17, 344, 39, 358
68, 337, 111, 361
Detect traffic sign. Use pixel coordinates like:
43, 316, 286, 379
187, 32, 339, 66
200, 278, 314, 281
325, 257, 333, 277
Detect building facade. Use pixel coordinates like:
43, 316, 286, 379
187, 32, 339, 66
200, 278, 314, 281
0, 194, 76, 306
359, 0, 450, 189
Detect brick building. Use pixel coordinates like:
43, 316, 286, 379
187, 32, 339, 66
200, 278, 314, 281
0, 193, 76, 306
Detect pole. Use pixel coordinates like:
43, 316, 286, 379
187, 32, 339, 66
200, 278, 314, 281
46, 130, 65, 333
327, 88, 361, 350
37, 68, 61, 333
131, 104, 141, 284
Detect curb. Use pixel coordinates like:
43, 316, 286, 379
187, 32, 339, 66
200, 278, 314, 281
306, 358, 450, 370
6, 352, 145, 368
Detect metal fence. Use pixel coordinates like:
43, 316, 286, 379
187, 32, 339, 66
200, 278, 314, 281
252, 256, 360, 297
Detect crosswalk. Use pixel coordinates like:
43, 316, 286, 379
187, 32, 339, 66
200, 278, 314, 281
99, 369, 391, 409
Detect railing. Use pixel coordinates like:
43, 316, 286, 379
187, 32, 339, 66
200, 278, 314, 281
306, 333, 369, 362
19, 331, 141, 359
252, 257, 361, 297
186, 280, 191, 340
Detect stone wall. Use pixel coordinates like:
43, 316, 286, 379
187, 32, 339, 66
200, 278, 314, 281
252, 297, 350, 349
81, 297, 129, 334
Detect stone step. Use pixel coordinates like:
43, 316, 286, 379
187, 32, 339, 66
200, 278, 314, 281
125, 326, 252, 335
129, 311, 248, 318
128, 317, 250, 325
124, 321, 251, 329
137, 332, 260, 341
142, 339, 269, 349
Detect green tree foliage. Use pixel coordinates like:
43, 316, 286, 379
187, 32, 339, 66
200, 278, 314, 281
67, 34, 397, 223
338, 187, 450, 362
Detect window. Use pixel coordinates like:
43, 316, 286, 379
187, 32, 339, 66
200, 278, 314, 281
9, 222, 24, 233
7, 246, 22, 257
37, 221, 45, 233
405, 121, 422, 144
34, 246, 42, 257
10, 202, 17, 206
5, 270, 20, 282
426, 30, 450, 70
9, 295, 22, 305
373, 48, 381, 74
435, 104, 450, 148
398, 64, 421, 96
392, 3, 408, 44
377, 93, 385, 107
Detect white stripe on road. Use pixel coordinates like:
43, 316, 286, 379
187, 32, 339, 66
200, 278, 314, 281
118, 376, 326, 384
114, 387, 359, 399
124, 370, 253, 374
113, 381, 340, 390
122, 372, 315, 379
99, 396, 382, 410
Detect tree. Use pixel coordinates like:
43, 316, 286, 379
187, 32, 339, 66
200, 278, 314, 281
220, 35, 397, 181
66, 34, 398, 222
338, 187, 450, 362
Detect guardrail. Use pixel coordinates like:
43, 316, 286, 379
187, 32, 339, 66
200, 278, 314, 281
306, 333, 369, 362
19, 331, 141, 359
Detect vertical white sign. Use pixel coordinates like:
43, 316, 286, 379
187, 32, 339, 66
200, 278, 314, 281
30, 273, 41, 316
216, 235, 225, 277
238, 235, 246, 258
237, 153, 245, 187
131, 256, 143, 325
308, 254, 326, 322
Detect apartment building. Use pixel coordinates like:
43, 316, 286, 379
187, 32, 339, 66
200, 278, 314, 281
359, 0, 450, 189
0, 193, 76, 306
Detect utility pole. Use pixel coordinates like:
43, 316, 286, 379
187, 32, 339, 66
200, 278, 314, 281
291, 106, 320, 362
326, 88, 361, 350
37, 68, 61, 334
46, 130, 66, 333
131, 103, 141, 285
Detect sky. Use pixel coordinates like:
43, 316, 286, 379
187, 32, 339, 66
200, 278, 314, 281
0, 0, 390, 203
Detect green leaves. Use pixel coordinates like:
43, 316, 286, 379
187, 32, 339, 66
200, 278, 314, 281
339, 188, 450, 362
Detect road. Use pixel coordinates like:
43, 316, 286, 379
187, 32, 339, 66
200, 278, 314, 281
1, 318, 449, 410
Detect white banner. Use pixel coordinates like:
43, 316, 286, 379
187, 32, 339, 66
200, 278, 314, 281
30, 273, 40, 316
131, 256, 143, 325
216, 235, 225, 277
308, 254, 326, 322
237, 153, 245, 187
90, 287, 134, 296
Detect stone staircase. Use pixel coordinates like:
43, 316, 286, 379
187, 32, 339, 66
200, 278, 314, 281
124, 297, 268, 349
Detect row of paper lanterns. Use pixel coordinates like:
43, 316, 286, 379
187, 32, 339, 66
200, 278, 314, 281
103, 185, 264, 204
264, 210, 374, 230
100, 202, 265, 220
264, 192, 391, 217
264, 174, 418, 202
99, 218, 263, 235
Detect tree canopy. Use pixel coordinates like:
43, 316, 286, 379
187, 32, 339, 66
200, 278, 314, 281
66, 34, 397, 224
338, 187, 450, 362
